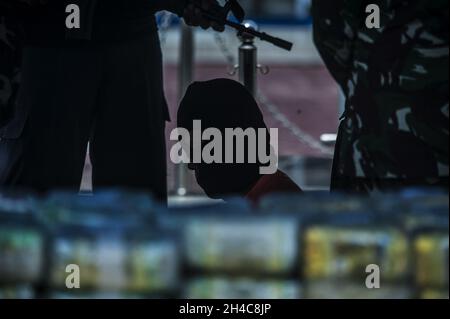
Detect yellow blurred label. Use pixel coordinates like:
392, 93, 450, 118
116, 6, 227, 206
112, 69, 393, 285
304, 227, 409, 281
414, 233, 449, 288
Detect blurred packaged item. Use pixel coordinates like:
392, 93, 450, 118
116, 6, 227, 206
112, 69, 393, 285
50, 226, 180, 296
41, 190, 156, 228
303, 226, 409, 281
414, 232, 449, 289
186, 277, 301, 299
157, 198, 252, 232
44, 191, 179, 295
401, 190, 449, 232
419, 288, 449, 299
50, 291, 142, 299
50, 231, 127, 291
372, 193, 410, 222
0, 228, 44, 285
259, 193, 367, 217
0, 197, 45, 285
185, 217, 298, 275
305, 280, 412, 299
127, 235, 179, 294
0, 194, 36, 215
0, 285, 35, 299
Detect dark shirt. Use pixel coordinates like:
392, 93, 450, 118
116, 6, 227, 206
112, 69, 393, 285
93, 0, 158, 41
4, 0, 168, 46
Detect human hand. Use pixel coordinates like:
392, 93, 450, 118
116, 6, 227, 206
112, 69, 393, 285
182, 0, 225, 32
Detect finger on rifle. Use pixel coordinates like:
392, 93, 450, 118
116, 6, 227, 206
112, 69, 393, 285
212, 21, 225, 32
187, 4, 202, 26
195, 8, 210, 29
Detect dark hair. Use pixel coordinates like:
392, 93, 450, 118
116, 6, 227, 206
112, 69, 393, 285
178, 79, 268, 132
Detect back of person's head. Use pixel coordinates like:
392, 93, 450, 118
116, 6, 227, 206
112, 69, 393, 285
177, 78, 270, 199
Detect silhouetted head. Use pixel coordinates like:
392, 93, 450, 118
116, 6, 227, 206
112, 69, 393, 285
177, 79, 270, 199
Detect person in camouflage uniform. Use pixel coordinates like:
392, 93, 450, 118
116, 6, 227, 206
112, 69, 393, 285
312, 0, 449, 193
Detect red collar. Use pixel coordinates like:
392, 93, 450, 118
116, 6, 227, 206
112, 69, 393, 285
246, 170, 302, 204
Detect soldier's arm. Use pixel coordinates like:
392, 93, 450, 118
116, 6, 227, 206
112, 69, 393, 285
311, 0, 354, 93
0, 7, 24, 128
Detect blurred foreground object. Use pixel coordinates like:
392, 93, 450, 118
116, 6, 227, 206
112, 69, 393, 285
0, 189, 448, 299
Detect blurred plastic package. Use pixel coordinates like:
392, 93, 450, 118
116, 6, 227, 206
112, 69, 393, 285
185, 277, 302, 299
42, 191, 180, 297
184, 217, 298, 275
0, 196, 46, 287
303, 226, 409, 281
304, 281, 411, 299
50, 234, 179, 296
414, 233, 449, 293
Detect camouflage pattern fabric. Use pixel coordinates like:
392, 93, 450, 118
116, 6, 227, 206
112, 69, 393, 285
312, 0, 449, 192
0, 0, 40, 130
0, 9, 22, 130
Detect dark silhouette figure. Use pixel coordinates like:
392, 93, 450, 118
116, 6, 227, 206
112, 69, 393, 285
177, 79, 301, 203
0, 0, 222, 203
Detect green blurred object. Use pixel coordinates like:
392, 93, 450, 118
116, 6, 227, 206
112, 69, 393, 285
0, 196, 46, 288
45, 191, 179, 296
0, 228, 44, 284
186, 277, 301, 299
414, 232, 449, 289
303, 226, 409, 282
184, 217, 298, 275
305, 280, 411, 299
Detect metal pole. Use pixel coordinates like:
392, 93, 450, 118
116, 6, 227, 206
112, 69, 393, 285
176, 22, 195, 196
238, 29, 258, 96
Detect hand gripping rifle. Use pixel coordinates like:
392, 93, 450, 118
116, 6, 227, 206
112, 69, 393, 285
193, 0, 294, 51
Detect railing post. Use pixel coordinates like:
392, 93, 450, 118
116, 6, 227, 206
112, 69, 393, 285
175, 22, 195, 196
238, 22, 258, 96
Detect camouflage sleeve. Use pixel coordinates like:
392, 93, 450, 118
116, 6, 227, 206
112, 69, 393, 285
328, 0, 449, 189
311, 0, 354, 95
0, 9, 24, 129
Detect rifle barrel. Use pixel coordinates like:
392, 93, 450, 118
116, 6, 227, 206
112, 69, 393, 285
202, 12, 294, 51
225, 20, 293, 51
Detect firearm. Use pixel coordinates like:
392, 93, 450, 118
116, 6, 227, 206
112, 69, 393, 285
192, 0, 294, 51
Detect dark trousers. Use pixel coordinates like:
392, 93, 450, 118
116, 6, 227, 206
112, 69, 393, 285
0, 34, 169, 202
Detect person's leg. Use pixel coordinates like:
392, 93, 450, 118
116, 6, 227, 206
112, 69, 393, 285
90, 34, 169, 202
0, 45, 101, 193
